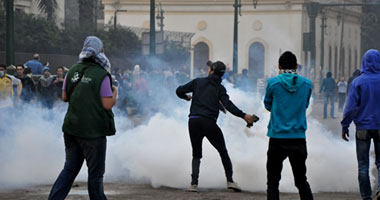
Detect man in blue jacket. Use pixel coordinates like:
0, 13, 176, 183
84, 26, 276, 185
264, 51, 313, 200
341, 49, 380, 200
24, 54, 43, 75
319, 71, 336, 119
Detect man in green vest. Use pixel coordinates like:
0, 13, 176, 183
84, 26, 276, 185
49, 36, 117, 200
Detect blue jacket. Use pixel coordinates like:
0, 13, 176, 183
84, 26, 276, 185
319, 72, 336, 94
24, 60, 43, 75
341, 49, 380, 131
264, 73, 312, 139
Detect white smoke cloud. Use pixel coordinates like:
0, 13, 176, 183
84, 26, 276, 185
0, 82, 361, 193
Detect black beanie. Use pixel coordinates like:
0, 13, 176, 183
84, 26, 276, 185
207, 61, 226, 77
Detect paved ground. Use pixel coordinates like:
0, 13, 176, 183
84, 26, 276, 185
0, 100, 363, 199
0, 182, 362, 200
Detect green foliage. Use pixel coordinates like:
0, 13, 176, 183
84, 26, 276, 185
36, 0, 58, 20
161, 41, 190, 68
0, 10, 142, 62
101, 28, 141, 59
13, 11, 61, 53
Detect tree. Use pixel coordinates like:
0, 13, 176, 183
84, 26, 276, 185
78, 0, 95, 31
35, 0, 58, 20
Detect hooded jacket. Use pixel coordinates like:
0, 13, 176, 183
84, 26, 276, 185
264, 73, 312, 139
319, 71, 336, 93
176, 74, 245, 121
341, 49, 380, 131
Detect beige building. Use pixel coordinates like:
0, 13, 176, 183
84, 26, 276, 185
104, 1, 361, 82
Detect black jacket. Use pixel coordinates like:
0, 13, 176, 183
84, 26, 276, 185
176, 74, 245, 120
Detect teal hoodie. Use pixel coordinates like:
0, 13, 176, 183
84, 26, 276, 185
264, 73, 312, 139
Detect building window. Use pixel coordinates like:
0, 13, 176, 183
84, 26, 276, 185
348, 48, 352, 78
328, 46, 332, 73
334, 46, 338, 78
355, 49, 358, 71
193, 42, 210, 77
341, 48, 345, 78
248, 42, 265, 79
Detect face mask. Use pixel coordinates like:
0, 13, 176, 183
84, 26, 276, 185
0, 71, 4, 77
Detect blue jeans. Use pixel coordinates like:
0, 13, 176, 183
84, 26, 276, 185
48, 133, 107, 200
338, 93, 346, 111
356, 130, 380, 200
323, 92, 335, 118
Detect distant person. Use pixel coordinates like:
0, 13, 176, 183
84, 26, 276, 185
341, 49, 380, 200
0, 64, 14, 110
132, 65, 149, 114
337, 77, 347, 112
15, 65, 35, 103
319, 71, 336, 119
347, 69, 360, 93
176, 61, 255, 192
235, 69, 250, 91
53, 66, 65, 100
37, 67, 55, 109
49, 36, 116, 200
6, 66, 22, 104
24, 53, 43, 75
264, 51, 313, 200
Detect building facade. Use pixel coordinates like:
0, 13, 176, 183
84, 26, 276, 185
103, 0, 362, 83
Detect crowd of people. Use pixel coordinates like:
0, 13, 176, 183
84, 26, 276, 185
2, 35, 380, 200
0, 54, 65, 110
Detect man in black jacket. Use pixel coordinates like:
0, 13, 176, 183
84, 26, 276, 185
176, 61, 255, 192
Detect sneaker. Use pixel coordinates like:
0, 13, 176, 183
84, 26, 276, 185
376, 190, 380, 200
187, 185, 198, 192
227, 182, 242, 192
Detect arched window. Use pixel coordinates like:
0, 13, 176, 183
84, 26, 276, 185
248, 42, 265, 79
193, 42, 210, 77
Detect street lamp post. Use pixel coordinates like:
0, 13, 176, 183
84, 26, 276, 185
6, 0, 14, 66
232, 0, 241, 74
114, 9, 128, 30
306, 2, 319, 80
156, 3, 164, 33
232, 0, 258, 74
150, 0, 156, 57
320, 10, 327, 83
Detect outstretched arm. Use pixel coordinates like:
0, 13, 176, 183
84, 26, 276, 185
219, 86, 245, 118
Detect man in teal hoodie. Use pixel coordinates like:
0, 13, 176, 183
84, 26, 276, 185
264, 51, 313, 200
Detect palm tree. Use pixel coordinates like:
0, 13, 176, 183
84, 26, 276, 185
35, 0, 58, 20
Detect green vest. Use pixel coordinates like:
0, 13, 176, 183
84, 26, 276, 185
62, 61, 116, 138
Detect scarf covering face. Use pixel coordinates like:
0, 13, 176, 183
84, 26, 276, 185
79, 36, 111, 72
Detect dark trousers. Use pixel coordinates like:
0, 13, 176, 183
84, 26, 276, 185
188, 118, 233, 185
355, 130, 380, 200
48, 133, 107, 200
267, 138, 313, 200
338, 93, 346, 111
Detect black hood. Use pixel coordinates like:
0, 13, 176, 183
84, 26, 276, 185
208, 74, 222, 85
352, 69, 360, 76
